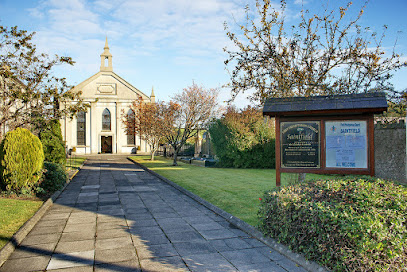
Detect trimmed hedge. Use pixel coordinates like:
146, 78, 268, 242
0, 128, 44, 192
258, 178, 407, 271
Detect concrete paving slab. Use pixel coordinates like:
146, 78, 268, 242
132, 233, 171, 247
221, 248, 271, 266
63, 223, 96, 233
182, 253, 236, 272
46, 265, 94, 272
55, 240, 95, 254
166, 231, 206, 243
95, 236, 133, 250
8, 243, 56, 259
95, 247, 137, 264
140, 256, 188, 272
94, 259, 141, 272
96, 228, 131, 239
233, 261, 287, 272
209, 238, 252, 252
198, 229, 239, 240
28, 225, 65, 236
59, 230, 96, 242
20, 233, 61, 246
47, 250, 94, 270
172, 241, 217, 256
0, 255, 51, 272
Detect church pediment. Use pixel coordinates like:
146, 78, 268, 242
72, 71, 150, 101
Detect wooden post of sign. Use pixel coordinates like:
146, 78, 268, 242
368, 115, 375, 176
275, 116, 281, 187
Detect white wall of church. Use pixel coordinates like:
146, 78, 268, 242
61, 38, 154, 155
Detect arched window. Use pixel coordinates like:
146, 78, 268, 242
127, 109, 136, 145
102, 108, 111, 131
77, 111, 86, 145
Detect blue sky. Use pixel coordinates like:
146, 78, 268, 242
1, 0, 406, 107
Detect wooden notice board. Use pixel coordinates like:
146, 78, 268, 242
263, 93, 388, 186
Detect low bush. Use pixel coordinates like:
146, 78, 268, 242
258, 178, 407, 271
0, 128, 44, 193
39, 161, 67, 194
40, 120, 66, 165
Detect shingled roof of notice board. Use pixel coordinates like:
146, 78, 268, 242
263, 92, 388, 116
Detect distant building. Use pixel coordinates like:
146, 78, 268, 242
61, 38, 155, 154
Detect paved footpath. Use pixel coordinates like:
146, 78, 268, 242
0, 155, 308, 272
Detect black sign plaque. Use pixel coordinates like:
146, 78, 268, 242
281, 121, 320, 168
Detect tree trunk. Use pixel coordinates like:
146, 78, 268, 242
150, 150, 155, 161
172, 152, 178, 166
298, 173, 307, 183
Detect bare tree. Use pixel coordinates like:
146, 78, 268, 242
224, 0, 407, 104
164, 83, 219, 166
122, 97, 178, 161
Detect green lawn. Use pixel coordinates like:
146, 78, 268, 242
131, 155, 333, 226
0, 198, 43, 249
66, 156, 86, 172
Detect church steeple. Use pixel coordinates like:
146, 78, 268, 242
150, 87, 156, 103
100, 37, 113, 72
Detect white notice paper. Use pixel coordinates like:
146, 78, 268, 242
325, 121, 367, 168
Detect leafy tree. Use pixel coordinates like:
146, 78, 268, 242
0, 25, 86, 140
165, 83, 219, 166
224, 0, 407, 103
209, 106, 275, 168
122, 97, 179, 161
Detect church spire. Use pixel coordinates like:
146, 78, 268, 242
100, 36, 113, 72
150, 87, 156, 103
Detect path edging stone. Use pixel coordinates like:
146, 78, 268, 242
0, 161, 85, 267
128, 157, 329, 272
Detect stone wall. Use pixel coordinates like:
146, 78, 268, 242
374, 118, 406, 184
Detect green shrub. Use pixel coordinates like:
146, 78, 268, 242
209, 106, 275, 168
258, 178, 407, 271
0, 128, 45, 192
39, 161, 67, 194
39, 120, 66, 165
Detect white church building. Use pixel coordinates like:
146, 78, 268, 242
61, 38, 154, 154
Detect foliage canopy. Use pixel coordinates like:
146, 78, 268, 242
0, 25, 87, 139
224, 0, 407, 103
209, 106, 275, 168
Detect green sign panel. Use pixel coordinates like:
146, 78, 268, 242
281, 121, 320, 168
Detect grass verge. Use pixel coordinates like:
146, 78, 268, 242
0, 197, 43, 249
131, 155, 332, 226
65, 156, 86, 172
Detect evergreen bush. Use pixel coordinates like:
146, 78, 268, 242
40, 161, 67, 194
40, 120, 66, 165
209, 107, 275, 168
0, 128, 44, 192
258, 178, 407, 271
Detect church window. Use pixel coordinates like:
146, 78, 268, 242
102, 108, 111, 131
127, 109, 136, 145
77, 111, 86, 146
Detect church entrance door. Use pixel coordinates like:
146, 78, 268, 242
101, 136, 112, 153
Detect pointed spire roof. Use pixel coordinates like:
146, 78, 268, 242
150, 86, 155, 97
101, 36, 112, 57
